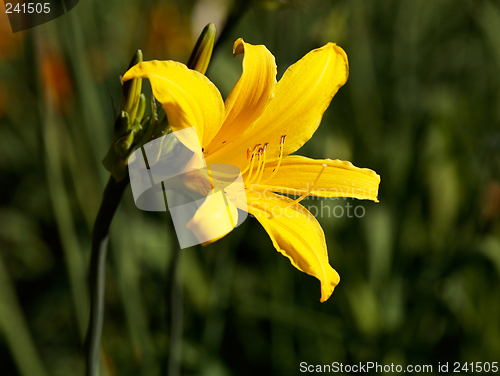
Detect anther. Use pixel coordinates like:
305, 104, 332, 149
241, 145, 260, 176
261, 135, 286, 184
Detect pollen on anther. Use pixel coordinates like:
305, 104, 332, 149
261, 137, 286, 184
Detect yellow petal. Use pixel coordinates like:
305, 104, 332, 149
205, 38, 277, 155
248, 192, 340, 302
207, 43, 348, 170
122, 60, 225, 147
186, 189, 238, 245
254, 155, 380, 202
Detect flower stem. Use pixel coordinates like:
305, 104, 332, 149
85, 176, 129, 376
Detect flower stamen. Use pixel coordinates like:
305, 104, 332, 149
261, 135, 286, 184
247, 147, 265, 185
240, 148, 253, 175
243, 144, 260, 182
256, 142, 268, 184
254, 143, 268, 185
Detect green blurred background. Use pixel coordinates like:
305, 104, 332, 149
1, 0, 500, 375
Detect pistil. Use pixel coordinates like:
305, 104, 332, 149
286, 164, 327, 207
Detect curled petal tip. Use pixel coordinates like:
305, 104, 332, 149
320, 270, 340, 303
233, 38, 245, 57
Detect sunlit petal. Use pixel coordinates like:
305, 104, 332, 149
123, 60, 225, 147
248, 192, 340, 302
205, 38, 277, 155
186, 189, 238, 246
208, 43, 348, 170
254, 155, 380, 202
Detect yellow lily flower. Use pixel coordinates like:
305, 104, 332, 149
123, 38, 380, 302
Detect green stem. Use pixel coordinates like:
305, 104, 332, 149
85, 176, 129, 376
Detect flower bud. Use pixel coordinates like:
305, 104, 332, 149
187, 23, 216, 74
134, 93, 147, 125
119, 50, 143, 119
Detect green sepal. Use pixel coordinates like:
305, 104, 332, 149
102, 129, 136, 181
102, 151, 130, 182
113, 111, 130, 140
102, 147, 128, 182
113, 130, 135, 158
